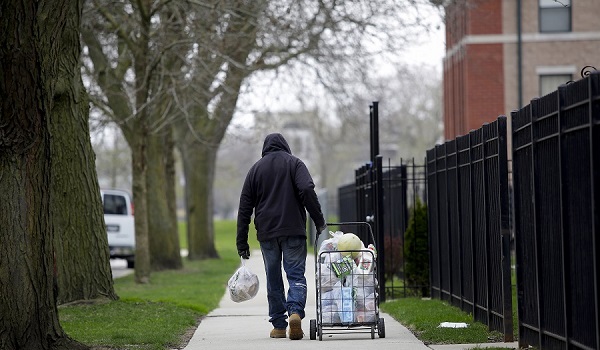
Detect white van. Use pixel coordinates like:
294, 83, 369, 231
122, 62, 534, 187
101, 189, 135, 268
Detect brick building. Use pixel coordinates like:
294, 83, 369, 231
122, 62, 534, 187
443, 0, 600, 140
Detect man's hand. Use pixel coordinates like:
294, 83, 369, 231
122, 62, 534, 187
315, 223, 327, 239
238, 249, 250, 259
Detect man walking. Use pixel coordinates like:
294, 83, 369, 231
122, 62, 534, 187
236, 133, 326, 340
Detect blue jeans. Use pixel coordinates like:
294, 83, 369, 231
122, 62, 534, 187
260, 235, 307, 329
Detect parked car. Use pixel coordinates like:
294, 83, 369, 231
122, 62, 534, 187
101, 189, 135, 269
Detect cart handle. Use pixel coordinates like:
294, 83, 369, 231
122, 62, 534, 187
315, 221, 376, 247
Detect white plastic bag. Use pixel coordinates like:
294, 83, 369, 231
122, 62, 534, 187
318, 263, 340, 292
318, 231, 344, 262
228, 258, 259, 303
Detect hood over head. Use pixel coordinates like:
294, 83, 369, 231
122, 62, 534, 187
261, 133, 292, 157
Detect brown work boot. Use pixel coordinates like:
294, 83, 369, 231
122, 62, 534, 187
288, 313, 303, 340
270, 328, 286, 338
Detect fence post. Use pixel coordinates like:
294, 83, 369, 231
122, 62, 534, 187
450, 139, 463, 309
497, 116, 514, 342
401, 164, 409, 233
530, 99, 543, 349
426, 148, 437, 298
557, 84, 569, 350
374, 155, 386, 302
589, 73, 600, 350
370, 101, 379, 164
442, 142, 451, 302
468, 130, 476, 318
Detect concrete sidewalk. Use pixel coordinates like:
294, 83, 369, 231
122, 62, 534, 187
183, 250, 518, 350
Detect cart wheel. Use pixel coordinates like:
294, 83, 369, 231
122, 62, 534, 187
371, 325, 375, 339
378, 317, 386, 338
310, 319, 316, 340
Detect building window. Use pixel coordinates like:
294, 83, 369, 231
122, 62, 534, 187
539, 74, 572, 96
539, 0, 571, 33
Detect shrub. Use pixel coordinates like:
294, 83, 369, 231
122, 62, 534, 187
403, 197, 430, 297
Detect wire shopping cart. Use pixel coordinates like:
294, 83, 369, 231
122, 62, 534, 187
310, 222, 385, 340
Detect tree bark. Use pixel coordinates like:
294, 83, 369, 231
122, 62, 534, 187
131, 135, 152, 283
165, 128, 180, 257
129, 0, 153, 283
180, 142, 220, 260
0, 0, 88, 348
147, 129, 182, 270
50, 0, 118, 304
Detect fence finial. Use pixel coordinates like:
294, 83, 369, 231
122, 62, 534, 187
581, 65, 597, 77
566, 66, 597, 84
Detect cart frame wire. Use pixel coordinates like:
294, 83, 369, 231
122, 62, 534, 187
310, 222, 386, 340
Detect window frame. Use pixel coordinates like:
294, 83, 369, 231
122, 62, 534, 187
538, 0, 572, 33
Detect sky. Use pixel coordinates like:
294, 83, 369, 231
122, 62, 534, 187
231, 7, 446, 130
399, 22, 446, 68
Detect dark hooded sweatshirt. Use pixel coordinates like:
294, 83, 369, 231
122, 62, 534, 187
236, 133, 326, 252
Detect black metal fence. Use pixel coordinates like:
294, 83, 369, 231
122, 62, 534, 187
338, 183, 357, 224
511, 72, 600, 350
333, 74, 600, 347
336, 158, 427, 301
426, 117, 514, 341
380, 160, 428, 299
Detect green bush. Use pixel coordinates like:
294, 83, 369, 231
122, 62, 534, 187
403, 197, 430, 297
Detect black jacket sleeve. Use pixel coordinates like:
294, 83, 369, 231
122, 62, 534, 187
236, 170, 254, 252
294, 161, 326, 230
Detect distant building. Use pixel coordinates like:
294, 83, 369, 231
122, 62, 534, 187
443, 0, 600, 140
254, 110, 320, 183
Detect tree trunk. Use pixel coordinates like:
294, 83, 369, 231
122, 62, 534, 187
0, 0, 88, 348
165, 129, 179, 250
147, 129, 182, 270
130, 0, 153, 283
131, 135, 152, 283
50, 0, 118, 304
180, 142, 220, 260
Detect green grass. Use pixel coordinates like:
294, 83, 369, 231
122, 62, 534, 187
380, 298, 505, 345
382, 266, 520, 346
59, 300, 197, 350
59, 220, 259, 350
178, 221, 187, 249
113, 258, 238, 314
178, 220, 259, 252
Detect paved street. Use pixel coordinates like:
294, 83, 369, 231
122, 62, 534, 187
110, 259, 133, 279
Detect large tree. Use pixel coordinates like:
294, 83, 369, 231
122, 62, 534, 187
50, 0, 118, 304
0, 0, 93, 348
82, 0, 184, 281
